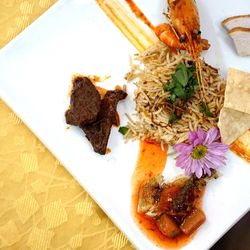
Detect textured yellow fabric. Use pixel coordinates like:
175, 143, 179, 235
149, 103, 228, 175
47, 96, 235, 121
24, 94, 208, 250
0, 1, 134, 249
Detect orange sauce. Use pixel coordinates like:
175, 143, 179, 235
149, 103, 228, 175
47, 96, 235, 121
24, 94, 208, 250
132, 141, 167, 187
231, 130, 250, 163
96, 86, 107, 98
71, 75, 125, 98
89, 75, 111, 82
131, 141, 198, 249
105, 148, 111, 154
71, 74, 108, 98
115, 85, 122, 90
125, 0, 155, 30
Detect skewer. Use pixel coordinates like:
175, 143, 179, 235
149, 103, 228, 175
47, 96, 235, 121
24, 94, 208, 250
196, 59, 206, 101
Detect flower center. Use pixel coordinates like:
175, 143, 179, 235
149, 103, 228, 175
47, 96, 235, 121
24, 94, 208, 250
191, 144, 208, 160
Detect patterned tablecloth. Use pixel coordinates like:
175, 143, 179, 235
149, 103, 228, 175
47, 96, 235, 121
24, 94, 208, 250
0, 1, 134, 249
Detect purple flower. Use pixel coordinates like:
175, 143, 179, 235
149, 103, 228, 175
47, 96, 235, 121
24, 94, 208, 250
174, 127, 229, 178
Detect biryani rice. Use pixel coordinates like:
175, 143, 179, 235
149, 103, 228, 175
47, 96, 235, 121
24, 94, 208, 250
124, 42, 226, 145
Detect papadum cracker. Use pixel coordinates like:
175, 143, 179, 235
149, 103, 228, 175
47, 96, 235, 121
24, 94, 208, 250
219, 68, 250, 144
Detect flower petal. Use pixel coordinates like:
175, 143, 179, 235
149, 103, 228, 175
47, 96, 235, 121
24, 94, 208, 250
174, 143, 193, 153
203, 164, 212, 176
188, 131, 198, 144
200, 157, 212, 169
175, 127, 228, 178
206, 153, 226, 163
204, 157, 222, 171
194, 162, 203, 178
176, 154, 191, 167
190, 159, 199, 172
207, 142, 229, 153
197, 128, 206, 143
199, 158, 212, 176
193, 138, 201, 147
204, 127, 220, 145
204, 153, 226, 169
184, 158, 194, 176
175, 154, 193, 176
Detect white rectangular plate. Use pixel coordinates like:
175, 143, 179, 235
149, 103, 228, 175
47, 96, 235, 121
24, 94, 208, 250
1, 0, 250, 249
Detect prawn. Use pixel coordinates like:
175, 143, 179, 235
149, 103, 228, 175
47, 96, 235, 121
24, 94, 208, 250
155, 0, 210, 58
125, 0, 209, 96
155, 0, 210, 96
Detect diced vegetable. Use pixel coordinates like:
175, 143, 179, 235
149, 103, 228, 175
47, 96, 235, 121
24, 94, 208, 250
118, 126, 129, 135
180, 208, 206, 235
156, 214, 181, 238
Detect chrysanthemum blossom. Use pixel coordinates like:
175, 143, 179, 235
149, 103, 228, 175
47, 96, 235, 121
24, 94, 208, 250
174, 127, 229, 178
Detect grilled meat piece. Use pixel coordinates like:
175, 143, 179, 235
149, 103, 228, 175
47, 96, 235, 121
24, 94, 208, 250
65, 77, 101, 126
81, 89, 127, 154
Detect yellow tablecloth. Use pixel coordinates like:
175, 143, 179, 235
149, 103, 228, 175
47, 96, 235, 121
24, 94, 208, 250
0, 1, 134, 249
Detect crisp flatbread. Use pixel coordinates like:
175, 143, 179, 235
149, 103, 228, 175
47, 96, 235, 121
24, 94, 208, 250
218, 107, 250, 144
224, 68, 250, 114
219, 68, 250, 144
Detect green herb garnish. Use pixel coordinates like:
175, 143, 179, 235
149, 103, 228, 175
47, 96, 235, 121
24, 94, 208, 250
199, 101, 213, 117
118, 126, 129, 135
164, 62, 199, 103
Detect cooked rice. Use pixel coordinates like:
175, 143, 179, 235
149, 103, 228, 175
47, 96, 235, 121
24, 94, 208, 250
124, 42, 226, 145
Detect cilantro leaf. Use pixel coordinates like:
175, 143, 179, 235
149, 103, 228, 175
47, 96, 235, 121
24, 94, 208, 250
169, 93, 177, 102
175, 62, 189, 86
174, 85, 185, 98
164, 62, 199, 104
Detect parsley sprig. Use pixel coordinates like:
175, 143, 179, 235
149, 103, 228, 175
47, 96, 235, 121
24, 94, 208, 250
164, 62, 199, 103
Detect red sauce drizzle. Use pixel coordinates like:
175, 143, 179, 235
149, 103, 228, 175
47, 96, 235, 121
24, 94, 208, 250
125, 0, 155, 30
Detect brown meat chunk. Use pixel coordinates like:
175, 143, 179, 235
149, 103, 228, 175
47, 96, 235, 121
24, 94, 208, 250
180, 208, 206, 235
81, 89, 127, 154
99, 90, 127, 123
65, 77, 101, 126
81, 117, 112, 155
156, 214, 181, 238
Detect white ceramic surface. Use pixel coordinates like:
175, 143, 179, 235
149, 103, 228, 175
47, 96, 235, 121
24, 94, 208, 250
0, 0, 250, 249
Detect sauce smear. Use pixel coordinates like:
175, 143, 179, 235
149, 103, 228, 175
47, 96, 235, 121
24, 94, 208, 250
125, 0, 155, 30
132, 141, 167, 186
231, 129, 250, 163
